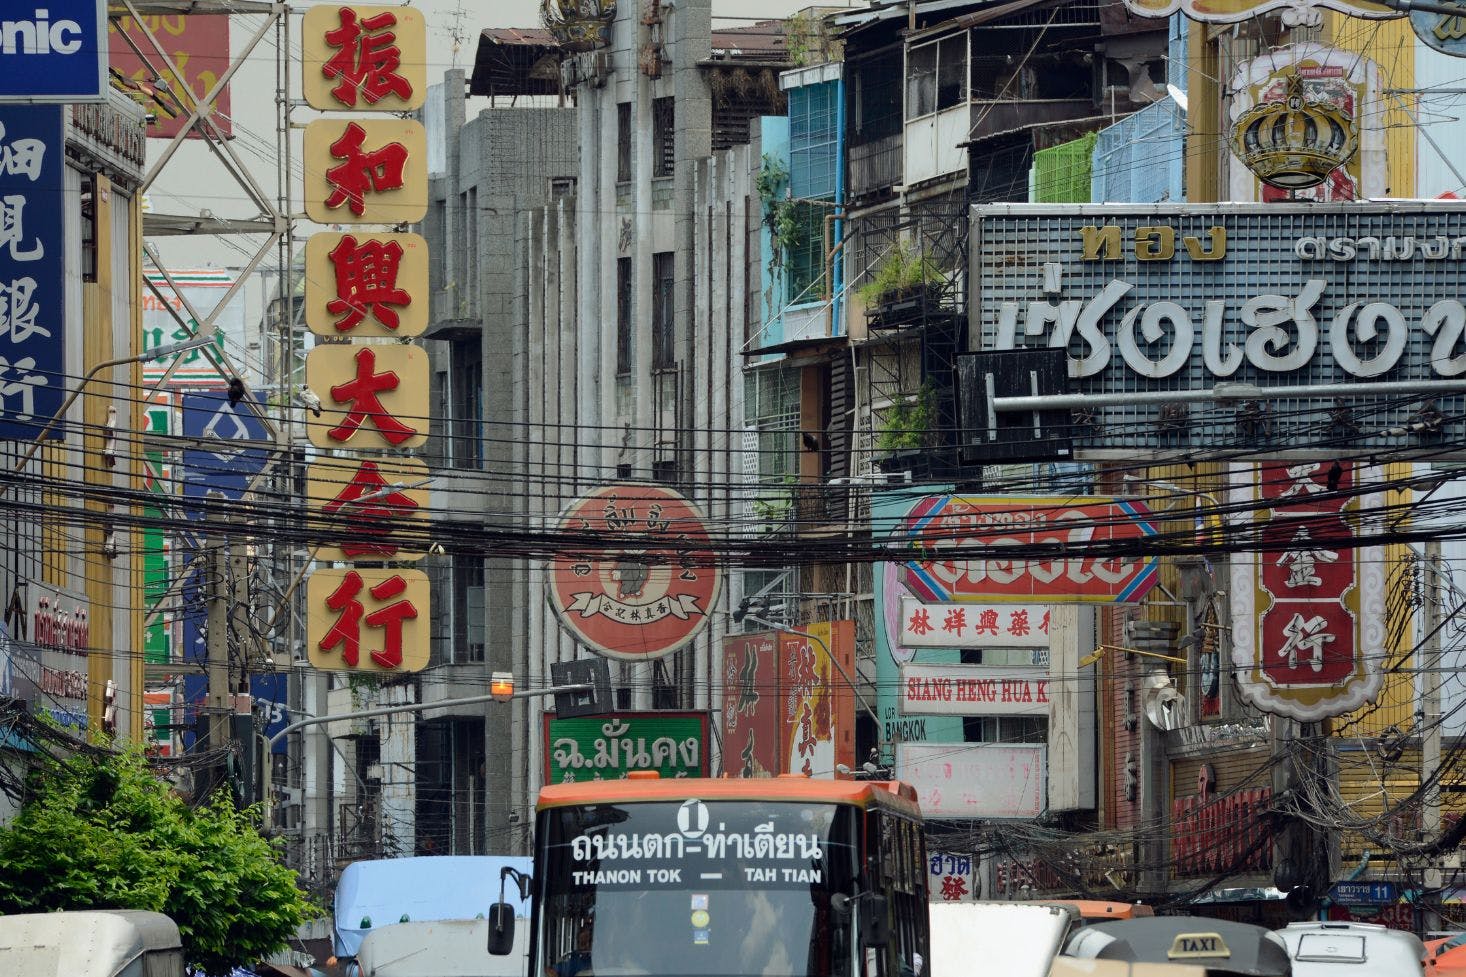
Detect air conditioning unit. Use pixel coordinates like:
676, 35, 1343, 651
365, 763, 383, 782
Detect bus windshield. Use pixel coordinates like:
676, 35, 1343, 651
536, 799, 859, 977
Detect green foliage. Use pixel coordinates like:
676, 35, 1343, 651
756, 155, 801, 266
877, 382, 937, 453
784, 11, 814, 67
0, 745, 317, 975
856, 244, 949, 307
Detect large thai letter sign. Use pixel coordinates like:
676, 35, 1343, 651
897, 495, 1159, 604
0, 106, 63, 439
549, 484, 721, 661
974, 203, 1466, 457
0, 1, 108, 102
1228, 461, 1384, 720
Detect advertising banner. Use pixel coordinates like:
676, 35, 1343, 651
1120, 0, 1396, 21
142, 270, 244, 386
899, 597, 1052, 648
895, 742, 1046, 818
1228, 461, 1385, 720
304, 343, 430, 450
720, 632, 780, 777
108, 14, 232, 139
306, 567, 431, 673
0, 0, 108, 102
0, 105, 64, 439
897, 495, 1159, 604
778, 621, 856, 778
973, 202, 1466, 457
543, 712, 709, 783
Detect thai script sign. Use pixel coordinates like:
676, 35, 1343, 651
1121, 0, 1396, 23
974, 203, 1466, 457
899, 597, 1052, 648
928, 852, 977, 901
1330, 881, 1397, 905
1228, 461, 1385, 720
142, 270, 243, 386
0, 105, 63, 438
1229, 46, 1382, 204
1171, 766, 1272, 878
897, 495, 1159, 603
895, 743, 1046, 818
108, 14, 232, 139
543, 712, 709, 783
550, 484, 721, 661
0, 1, 108, 102
1414, 3, 1466, 56
900, 663, 1048, 717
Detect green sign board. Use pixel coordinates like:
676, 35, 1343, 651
543, 712, 709, 783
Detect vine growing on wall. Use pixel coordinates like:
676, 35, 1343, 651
756, 153, 800, 268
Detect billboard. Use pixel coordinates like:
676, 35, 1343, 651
1228, 461, 1385, 720
894, 743, 1046, 818
0, 105, 64, 439
548, 484, 721, 662
543, 712, 710, 783
973, 203, 1466, 457
108, 14, 232, 139
720, 632, 780, 777
142, 270, 246, 386
900, 664, 1048, 717
0, 1, 108, 102
896, 495, 1159, 604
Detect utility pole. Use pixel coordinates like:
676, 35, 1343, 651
1422, 540, 1443, 932
204, 516, 249, 798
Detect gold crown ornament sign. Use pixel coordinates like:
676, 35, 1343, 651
1232, 74, 1359, 191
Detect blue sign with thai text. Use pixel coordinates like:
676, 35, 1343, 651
0, 1, 108, 102
1329, 881, 1397, 905
0, 105, 64, 438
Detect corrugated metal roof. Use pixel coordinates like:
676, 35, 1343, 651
710, 20, 788, 59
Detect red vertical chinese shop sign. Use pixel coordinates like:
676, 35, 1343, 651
1228, 462, 1384, 720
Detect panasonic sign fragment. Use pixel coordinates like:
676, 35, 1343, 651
0, 2, 108, 103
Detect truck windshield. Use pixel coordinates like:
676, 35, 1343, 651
536, 799, 858, 977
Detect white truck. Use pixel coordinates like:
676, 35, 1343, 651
354, 918, 529, 977
0, 909, 184, 977
929, 902, 1080, 977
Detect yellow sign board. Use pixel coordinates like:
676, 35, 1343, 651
307, 567, 431, 673
1167, 933, 1231, 960
303, 118, 427, 225
304, 343, 430, 450
305, 232, 429, 338
301, 4, 426, 112
306, 456, 430, 563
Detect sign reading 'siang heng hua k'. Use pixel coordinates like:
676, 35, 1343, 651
974, 203, 1466, 457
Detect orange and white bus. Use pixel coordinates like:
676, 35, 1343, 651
488, 775, 929, 977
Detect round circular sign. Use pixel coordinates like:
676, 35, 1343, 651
548, 484, 722, 661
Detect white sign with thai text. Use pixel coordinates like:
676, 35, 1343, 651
896, 743, 1046, 819
900, 663, 1048, 717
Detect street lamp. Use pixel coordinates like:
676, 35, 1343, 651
259, 682, 592, 829
0, 332, 217, 502
733, 600, 888, 772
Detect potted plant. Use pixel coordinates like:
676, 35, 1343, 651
858, 244, 949, 328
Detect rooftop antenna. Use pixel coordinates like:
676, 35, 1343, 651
444, 0, 471, 70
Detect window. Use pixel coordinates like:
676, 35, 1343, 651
652, 251, 675, 369
616, 257, 633, 376
785, 201, 825, 304
80, 175, 97, 283
451, 339, 483, 469
651, 459, 677, 484
453, 553, 486, 664
653, 97, 675, 178
617, 102, 632, 183
549, 175, 577, 199
906, 34, 968, 120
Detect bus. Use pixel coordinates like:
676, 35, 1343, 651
488, 775, 929, 977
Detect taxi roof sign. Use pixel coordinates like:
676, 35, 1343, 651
1168, 932, 1231, 960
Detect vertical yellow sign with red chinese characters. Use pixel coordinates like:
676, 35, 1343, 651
301, 5, 433, 675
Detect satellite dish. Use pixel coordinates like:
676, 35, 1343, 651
1143, 685, 1187, 731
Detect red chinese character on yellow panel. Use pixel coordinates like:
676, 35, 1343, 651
304, 344, 429, 450
302, 4, 426, 112
307, 457, 430, 563
308, 568, 430, 673
304, 119, 427, 225
306, 232, 428, 338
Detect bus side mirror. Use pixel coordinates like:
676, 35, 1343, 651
487, 903, 516, 956
860, 893, 889, 948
